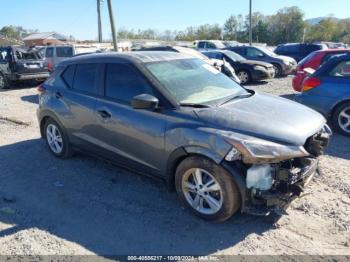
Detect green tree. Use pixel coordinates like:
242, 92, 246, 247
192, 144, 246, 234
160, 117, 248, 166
224, 15, 238, 40
269, 6, 306, 44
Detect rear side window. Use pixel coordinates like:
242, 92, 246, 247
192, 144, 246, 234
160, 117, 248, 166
46, 47, 54, 58
105, 63, 153, 104
56, 47, 73, 58
61, 65, 76, 88
329, 60, 350, 78
73, 64, 99, 94
198, 42, 206, 49
322, 52, 348, 65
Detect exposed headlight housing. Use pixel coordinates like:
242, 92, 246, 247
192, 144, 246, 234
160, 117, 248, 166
254, 65, 266, 71
223, 132, 309, 164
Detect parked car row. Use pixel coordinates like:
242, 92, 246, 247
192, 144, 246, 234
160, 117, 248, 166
193, 40, 298, 81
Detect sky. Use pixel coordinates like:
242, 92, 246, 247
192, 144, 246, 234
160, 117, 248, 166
0, 0, 349, 40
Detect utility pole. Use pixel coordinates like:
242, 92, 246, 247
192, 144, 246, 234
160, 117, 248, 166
249, 0, 252, 46
97, 0, 102, 43
107, 0, 118, 51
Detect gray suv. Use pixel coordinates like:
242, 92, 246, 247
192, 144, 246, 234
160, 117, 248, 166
37, 52, 331, 222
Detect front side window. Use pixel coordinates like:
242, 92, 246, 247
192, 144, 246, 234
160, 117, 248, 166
329, 60, 350, 78
105, 63, 153, 104
146, 58, 246, 105
246, 48, 264, 58
73, 64, 99, 94
207, 42, 216, 49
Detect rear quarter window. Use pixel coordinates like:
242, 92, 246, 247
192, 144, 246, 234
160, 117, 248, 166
56, 47, 74, 58
329, 60, 350, 78
61, 65, 76, 88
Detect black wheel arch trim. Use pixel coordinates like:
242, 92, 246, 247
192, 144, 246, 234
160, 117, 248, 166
38, 109, 66, 138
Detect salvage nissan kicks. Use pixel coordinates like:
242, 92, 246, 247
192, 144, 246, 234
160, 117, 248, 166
37, 52, 331, 222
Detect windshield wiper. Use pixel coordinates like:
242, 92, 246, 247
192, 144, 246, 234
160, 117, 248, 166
219, 93, 253, 106
179, 103, 211, 108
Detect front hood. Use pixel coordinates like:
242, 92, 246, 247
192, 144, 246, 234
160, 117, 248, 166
277, 55, 296, 64
239, 60, 272, 68
195, 93, 326, 146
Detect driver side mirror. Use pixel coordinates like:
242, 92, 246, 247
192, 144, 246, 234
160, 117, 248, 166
132, 94, 159, 110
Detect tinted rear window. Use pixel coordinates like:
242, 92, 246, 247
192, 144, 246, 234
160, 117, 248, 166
56, 47, 73, 58
61, 65, 76, 88
73, 64, 99, 94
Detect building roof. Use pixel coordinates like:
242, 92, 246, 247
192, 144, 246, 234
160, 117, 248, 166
23, 32, 67, 41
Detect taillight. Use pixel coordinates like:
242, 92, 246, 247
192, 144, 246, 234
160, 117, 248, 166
302, 77, 321, 92
37, 84, 46, 94
48, 63, 53, 72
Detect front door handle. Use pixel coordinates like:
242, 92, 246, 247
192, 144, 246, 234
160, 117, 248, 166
97, 110, 111, 119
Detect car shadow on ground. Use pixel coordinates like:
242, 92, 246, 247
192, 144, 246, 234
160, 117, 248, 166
244, 80, 269, 87
0, 138, 275, 256
0, 81, 38, 93
325, 133, 350, 160
280, 94, 296, 100
21, 94, 38, 104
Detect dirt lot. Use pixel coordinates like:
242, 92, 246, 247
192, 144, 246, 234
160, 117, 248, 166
0, 78, 349, 256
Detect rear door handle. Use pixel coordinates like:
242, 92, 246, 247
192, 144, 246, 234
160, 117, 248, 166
55, 92, 62, 99
97, 110, 112, 119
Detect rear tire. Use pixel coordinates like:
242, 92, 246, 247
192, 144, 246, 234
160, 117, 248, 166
44, 118, 73, 158
332, 102, 350, 137
0, 73, 8, 90
175, 156, 241, 223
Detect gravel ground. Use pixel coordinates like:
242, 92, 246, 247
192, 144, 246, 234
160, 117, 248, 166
0, 78, 349, 257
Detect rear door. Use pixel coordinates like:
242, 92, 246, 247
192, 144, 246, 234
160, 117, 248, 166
94, 63, 167, 176
58, 63, 103, 152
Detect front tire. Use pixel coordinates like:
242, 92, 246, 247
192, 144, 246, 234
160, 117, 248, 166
237, 70, 251, 84
272, 64, 282, 77
175, 156, 241, 222
44, 118, 73, 158
332, 102, 350, 137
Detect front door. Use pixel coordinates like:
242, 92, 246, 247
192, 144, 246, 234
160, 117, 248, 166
95, 63, 168, 176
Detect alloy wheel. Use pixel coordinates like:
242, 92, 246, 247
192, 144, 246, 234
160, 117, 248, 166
46, 124, 63, 154
237, 71, 249, 84
338, 106, 350, 134
0, 74, 5, 89
181, 168, 223, 215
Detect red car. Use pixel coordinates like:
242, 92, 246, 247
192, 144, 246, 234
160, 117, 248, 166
292, 49, 350, 92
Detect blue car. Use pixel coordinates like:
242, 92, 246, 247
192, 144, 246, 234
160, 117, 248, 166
295, 54, 350, 136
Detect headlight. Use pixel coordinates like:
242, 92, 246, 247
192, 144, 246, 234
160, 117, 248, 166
254, 65, 266, 71
283, 60, 292, 66
223, 132, 309, 164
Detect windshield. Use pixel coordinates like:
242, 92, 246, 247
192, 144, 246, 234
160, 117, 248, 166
257, 47, 278, 57
146, 58, 246, 105
223, 50, 245, 61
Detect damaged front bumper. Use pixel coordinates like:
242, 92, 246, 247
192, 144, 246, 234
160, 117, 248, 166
243, 157, 319, 216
